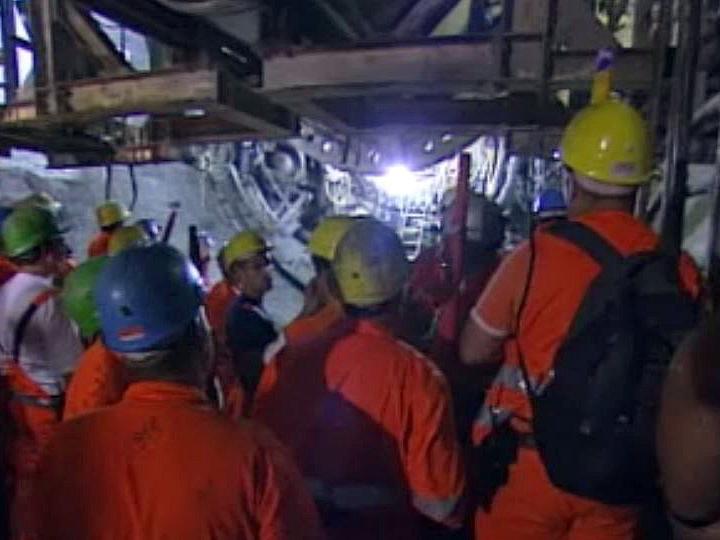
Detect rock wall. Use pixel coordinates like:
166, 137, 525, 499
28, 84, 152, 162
0, 151, 305, 326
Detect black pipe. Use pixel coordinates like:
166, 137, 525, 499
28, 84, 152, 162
128, 165, 138, 211
104, 164, 113, 201
660, 0, 702, 256
637, 0, 673, 221
707, 109, 720, 312
272, 259, 305, 292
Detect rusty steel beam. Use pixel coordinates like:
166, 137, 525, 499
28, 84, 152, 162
3, 67, 298, 138
264, 39, 653, 94
64, 2, 132, 76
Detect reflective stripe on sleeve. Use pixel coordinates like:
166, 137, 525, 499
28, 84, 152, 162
412, 492, 461, 523
470, 310, 509, 339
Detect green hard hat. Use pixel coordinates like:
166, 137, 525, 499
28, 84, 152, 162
2, 206, 63, 258
61, 256, 108, 339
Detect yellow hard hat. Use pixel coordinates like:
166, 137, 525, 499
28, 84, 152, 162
560, 99, 652, 187
96, 201, 130, 228
308, 216, 357, 261
224, 230, 269, 267
108, 225, 149, 256
332, 220, 409, 308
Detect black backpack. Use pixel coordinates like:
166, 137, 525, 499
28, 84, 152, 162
524, 221, 699, 506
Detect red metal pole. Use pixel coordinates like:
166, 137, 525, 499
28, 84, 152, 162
448, 152, 471, 288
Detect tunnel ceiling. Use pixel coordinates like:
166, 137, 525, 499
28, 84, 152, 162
0, 0, 664, 171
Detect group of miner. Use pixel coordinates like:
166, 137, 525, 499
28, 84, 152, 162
0, 90, 716, 540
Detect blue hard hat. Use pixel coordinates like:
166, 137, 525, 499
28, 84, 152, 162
135, 218, 161, 241
95, 243, 205, 353
533, 188, 567, 219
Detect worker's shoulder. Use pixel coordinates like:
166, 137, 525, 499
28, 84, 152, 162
1, 272, 52, 297
338, 324, 446, 384
180, 410, 287, 462
395, 339, 447, 384
207, 280, 230, 301
116, 400, 276, 445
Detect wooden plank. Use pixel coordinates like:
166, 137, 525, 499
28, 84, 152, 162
264, 40, 653, 99
2, 101, 38, 122
553, 49, 653, 88
65, 69, 218, 118
264, 79, 527, 102
264, 40, 497, 90
312, 93, 572, 131
1, 67, 297, 138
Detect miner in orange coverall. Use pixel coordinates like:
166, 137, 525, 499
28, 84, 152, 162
282, 216, 357, 347
60, 256, 126, 420
460, 98, 702, 540
206, 247, 240, 335
63, 226, 153, 419
255, 219, 466, 540
87, 201, 130, 257
206, 245, 244, 418
30, 244, 324, 540
0, 207, 83, 536
63, 245, 244, 421
0, 206, 14, 538
407, 193, 506, 442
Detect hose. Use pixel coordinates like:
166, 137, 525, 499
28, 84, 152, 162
128, 165, 139, 211
104, 165, 113, 201
272, 259, 305, 292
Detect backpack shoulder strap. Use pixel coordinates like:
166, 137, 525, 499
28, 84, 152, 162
544, 221, 625, 270
12, 289, 57, 363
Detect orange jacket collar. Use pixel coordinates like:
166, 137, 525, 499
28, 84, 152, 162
354, 318, 393, 339
123, 381, 207, 405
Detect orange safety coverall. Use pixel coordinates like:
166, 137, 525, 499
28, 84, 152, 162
469, 210, 702, 540
206, 280, 244, 419
63, 338, 244, 423
3, 289, 70, 538
254, 319, 466, 540
283, 299, 344, 347
87, 231, 111, 258
63, 340, 126, 420
206, 280, 240, 335
29, 381, 324, 540
408, 246, 500, 442
0, 258, 16, 284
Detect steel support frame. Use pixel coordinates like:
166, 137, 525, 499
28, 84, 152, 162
0, 0, 20, 102
660, 0, 702, 255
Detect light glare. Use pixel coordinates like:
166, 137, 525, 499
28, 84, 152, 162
371, 165, 418, 198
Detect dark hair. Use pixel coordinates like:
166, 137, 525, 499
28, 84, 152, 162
343, 292, 402, 319
311, 255, 331, 276
10, 238, 62, 266
101, 222, 123, 234
121, 319, 208, 385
